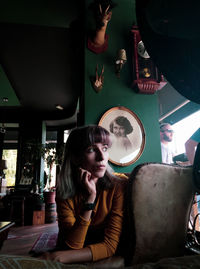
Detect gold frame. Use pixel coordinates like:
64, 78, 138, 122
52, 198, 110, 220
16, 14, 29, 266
98, 106, 145, 166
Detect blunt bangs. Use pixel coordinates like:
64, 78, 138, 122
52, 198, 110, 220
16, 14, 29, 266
66, 125, 112, 158
87, 125, 112, 148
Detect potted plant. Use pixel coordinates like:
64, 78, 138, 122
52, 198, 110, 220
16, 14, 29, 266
41, 143, 64, 204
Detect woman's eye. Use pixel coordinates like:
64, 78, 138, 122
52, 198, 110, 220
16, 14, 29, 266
102, 146, 108, 152
86, 147, 94, 153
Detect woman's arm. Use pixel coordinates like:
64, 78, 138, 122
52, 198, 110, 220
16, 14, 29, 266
43, 181, 126, 263
57, 168, 97, 249
40, 247, 93, 264
88, 181, 126, 261
57, 199, 91, 249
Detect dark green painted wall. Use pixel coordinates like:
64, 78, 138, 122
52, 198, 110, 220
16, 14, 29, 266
84, 0, 162, 173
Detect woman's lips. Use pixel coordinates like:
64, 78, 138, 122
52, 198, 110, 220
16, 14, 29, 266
95, 165, 106, 170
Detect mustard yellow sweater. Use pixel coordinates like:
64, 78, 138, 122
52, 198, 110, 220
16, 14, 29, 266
56, 179, 126, 261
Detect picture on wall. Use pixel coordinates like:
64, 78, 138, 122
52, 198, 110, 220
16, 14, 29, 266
98, 106, 145, 166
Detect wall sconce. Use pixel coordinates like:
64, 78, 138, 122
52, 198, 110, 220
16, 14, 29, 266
115, 49, 127, 78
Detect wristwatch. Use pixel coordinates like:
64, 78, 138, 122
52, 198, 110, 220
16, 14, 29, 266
83, 202, 96, 211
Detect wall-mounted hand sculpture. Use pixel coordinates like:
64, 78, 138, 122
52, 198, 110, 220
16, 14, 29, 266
88, 0, 117, 54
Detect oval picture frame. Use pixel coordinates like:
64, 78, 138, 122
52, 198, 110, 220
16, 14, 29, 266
98, 106, 145, 166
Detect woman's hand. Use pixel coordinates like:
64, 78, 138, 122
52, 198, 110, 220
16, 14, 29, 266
39, 248, 93, 264
79, 168, 96, 202
39, 250, 73, 263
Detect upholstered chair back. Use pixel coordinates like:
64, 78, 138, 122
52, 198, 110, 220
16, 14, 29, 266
125, 163, 195, 265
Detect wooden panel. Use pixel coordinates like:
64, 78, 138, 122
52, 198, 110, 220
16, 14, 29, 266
32, 211, 45, 225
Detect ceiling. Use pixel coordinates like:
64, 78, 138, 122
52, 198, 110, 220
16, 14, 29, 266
1, 0, 200, 129
0, 0, 83, 128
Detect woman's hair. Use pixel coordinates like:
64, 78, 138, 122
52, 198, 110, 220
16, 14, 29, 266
109, 116, 133, 135
56, 125, 113, 200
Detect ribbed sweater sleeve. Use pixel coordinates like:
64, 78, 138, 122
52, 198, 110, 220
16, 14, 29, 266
56, 179, 126, 261
56, 198, 91, 249
88, 182, 124, 261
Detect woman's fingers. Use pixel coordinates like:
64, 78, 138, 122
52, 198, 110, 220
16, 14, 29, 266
79, 167, 91, 182
39, 251, 68, 263
79, 167, 92, 188
78, 168, 96, 198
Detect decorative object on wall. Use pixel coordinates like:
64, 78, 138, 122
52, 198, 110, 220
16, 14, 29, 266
99, 106, 145, 166
87, 0, 117, 54
136, 0, 200, 104
131, 25, 167, 94
91, 64, 104, 93
115, 49, 127, 78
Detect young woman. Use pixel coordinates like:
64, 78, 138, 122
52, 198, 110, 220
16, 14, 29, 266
40, 125, 126, 263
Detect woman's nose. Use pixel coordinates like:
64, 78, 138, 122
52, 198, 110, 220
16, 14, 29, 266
96, 149, 104, 160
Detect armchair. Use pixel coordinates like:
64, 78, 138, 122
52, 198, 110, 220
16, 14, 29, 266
124, 163, 195, 266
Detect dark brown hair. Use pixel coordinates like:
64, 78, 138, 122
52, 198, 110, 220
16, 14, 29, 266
57, 125, 113, 199
110, 116, 133, 135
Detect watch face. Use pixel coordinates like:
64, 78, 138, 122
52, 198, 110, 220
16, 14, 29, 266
137, 40, 150, 59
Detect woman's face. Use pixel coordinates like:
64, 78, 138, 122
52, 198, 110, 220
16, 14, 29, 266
113, 121, 126, 137
80, 142, 109, 179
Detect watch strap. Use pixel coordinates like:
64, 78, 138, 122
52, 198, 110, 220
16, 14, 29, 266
83, 202, 96, 211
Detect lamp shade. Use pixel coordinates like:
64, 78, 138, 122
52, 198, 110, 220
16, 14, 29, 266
0, 160, 8, 170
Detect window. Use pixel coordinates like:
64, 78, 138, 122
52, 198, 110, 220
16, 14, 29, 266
2, 124, 19, 187
2, 149, 17, 186
172, 110, 200, 155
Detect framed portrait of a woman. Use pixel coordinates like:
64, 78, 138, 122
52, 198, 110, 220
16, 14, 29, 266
98, 106, 145, 166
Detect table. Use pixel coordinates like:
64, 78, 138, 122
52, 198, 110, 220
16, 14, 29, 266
0, 222, 15, 249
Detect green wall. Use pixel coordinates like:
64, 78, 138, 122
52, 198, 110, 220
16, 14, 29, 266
84, 0, 162, 173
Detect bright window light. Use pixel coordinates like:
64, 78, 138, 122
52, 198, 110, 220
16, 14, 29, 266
64, 130, 70, 143
172, 110, 200, 155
